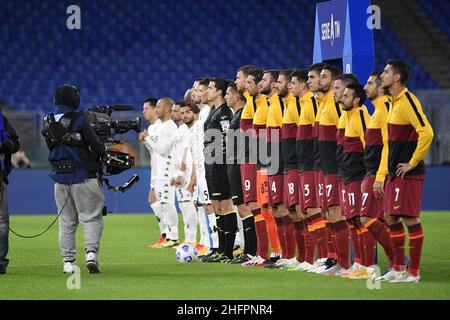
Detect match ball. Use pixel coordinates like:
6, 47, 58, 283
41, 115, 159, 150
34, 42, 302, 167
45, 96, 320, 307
176, 243, 198, 263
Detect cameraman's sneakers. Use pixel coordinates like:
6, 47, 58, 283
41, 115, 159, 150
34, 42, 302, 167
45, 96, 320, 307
63, 260, 78, 274
86, 252, 100, 274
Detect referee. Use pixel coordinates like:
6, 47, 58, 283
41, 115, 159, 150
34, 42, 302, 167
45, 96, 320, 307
203, 78, 238, 262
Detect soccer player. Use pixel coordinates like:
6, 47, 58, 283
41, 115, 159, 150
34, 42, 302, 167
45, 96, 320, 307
378, 60, 434, 283
139, 97, 166, 248
224, 81, 258, 263
336, 83, 371, 277
333, 73, 367, 275
306, 63, 330, 272
267, 69, 298, 269
141, 98, 180, 248
289, 69, 326, 271
203, 78, 238, 262
190, 78, 218, 256
315, 64, 351, 274
359, 72, 395, 277
242, 69, 282, 267
170, 102, 199, 245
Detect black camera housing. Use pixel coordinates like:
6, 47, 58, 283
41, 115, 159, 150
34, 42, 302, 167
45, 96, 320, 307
84, 105, 141, 175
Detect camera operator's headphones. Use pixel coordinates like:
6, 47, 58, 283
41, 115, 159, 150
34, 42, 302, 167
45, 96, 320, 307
54, 84, 80, 109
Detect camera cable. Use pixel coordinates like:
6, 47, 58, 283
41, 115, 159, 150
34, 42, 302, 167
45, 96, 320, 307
9, 172, 75, 239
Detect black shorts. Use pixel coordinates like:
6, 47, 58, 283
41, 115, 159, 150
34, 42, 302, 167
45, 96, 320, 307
227, 164, 244, 206
205, 163, 231, 201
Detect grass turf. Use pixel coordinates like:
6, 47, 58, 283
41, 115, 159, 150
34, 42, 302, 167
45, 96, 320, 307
0, 212, 449, 300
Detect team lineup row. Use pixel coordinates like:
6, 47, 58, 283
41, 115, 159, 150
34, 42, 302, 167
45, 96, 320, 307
140, 59, 433, 284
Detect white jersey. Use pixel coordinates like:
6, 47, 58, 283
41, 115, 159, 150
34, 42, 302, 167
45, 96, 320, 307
172, 123, 193, 182
198, 105, 211, 123
143, 119, 162, 180
144, 119, 178, 181
190, 105, 211, 173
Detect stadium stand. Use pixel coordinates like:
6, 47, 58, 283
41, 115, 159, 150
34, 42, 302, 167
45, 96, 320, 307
417, 0, 450, 39
0, 0, 438, 111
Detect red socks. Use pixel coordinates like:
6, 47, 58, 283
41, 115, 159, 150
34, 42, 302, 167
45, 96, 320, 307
283, 215, 296, 259
294, 221, 306, 262
308, 214, 327, 259
361, 226, 377, 266
390, 222, 406, 271
325, 221, 336, 260
333, 220, 351, 269
407, 223, 424, 277
275, 215, 296, 259
365, 218, 394, 268
253, 210, 269, 260
274, 217, 287, 258
349, 224, 362, 265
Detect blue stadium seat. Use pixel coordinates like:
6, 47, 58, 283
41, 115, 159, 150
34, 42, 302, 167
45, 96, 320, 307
0, 0, 438, 111
418, 0, 450, 39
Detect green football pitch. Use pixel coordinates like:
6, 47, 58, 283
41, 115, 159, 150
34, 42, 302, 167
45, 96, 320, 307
1, 212, 449, 300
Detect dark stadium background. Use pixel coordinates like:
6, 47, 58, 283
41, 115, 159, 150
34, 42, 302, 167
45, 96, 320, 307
1, 0, 449, 213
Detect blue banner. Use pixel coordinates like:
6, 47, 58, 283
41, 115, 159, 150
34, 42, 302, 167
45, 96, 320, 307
317, 0, 347, 61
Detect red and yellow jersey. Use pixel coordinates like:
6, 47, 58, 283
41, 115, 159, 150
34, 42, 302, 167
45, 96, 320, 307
266, 93, 285, 174
363, 95, 391, 182
252, 95, 269, 168
252, 95, 269, 138
296, 91, 318, 171
318, 91, 342, 175
240, 91, 256, 132
313, 93, 323, 171
384, 88, 434, 177
336, 110, 347, 177
281, 94, 300, 170
342, 106, 371, 184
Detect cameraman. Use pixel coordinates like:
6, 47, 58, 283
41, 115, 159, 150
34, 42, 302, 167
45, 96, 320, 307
0, 109, 20, 275
42, 84, 105, 274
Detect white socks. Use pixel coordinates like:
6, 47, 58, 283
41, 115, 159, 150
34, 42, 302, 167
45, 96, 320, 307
197, 206, 209, 246
235, 214, 244, 249
206, 213, 218, 249
150, 201, 166, 235
179, 201, 198, 243
161, 202, 179, 241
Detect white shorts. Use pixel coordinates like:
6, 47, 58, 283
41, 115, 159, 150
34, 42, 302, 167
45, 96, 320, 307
195, 173, 211, 206
153, 179, 175, 204
176, 187, 193, 203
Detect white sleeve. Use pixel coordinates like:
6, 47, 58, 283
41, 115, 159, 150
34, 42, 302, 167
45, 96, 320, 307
145, 124, 176, 156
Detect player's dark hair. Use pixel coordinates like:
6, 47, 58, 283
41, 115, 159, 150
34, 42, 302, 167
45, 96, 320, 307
387, 59, 411, 85
322, 64, 342, 79
346, 83, 367, 106
308, 63, 326, 74
228, 81, 245, 101
291, 69, 310, 84
144, 97, 158, 106
181, 102, 200, 114
279, 69, 294, 81
264, 70, 280, 83
174, 101, 184, 106
248, 67, 265, 84
237, 65, 257, 77
198, 78, 210, 87
334, 73, 359, 86
370, 71, 382, 87
210, 78, 228, 98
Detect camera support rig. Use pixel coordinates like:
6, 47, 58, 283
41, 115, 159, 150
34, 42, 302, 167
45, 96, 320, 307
84, 104, 142, 215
